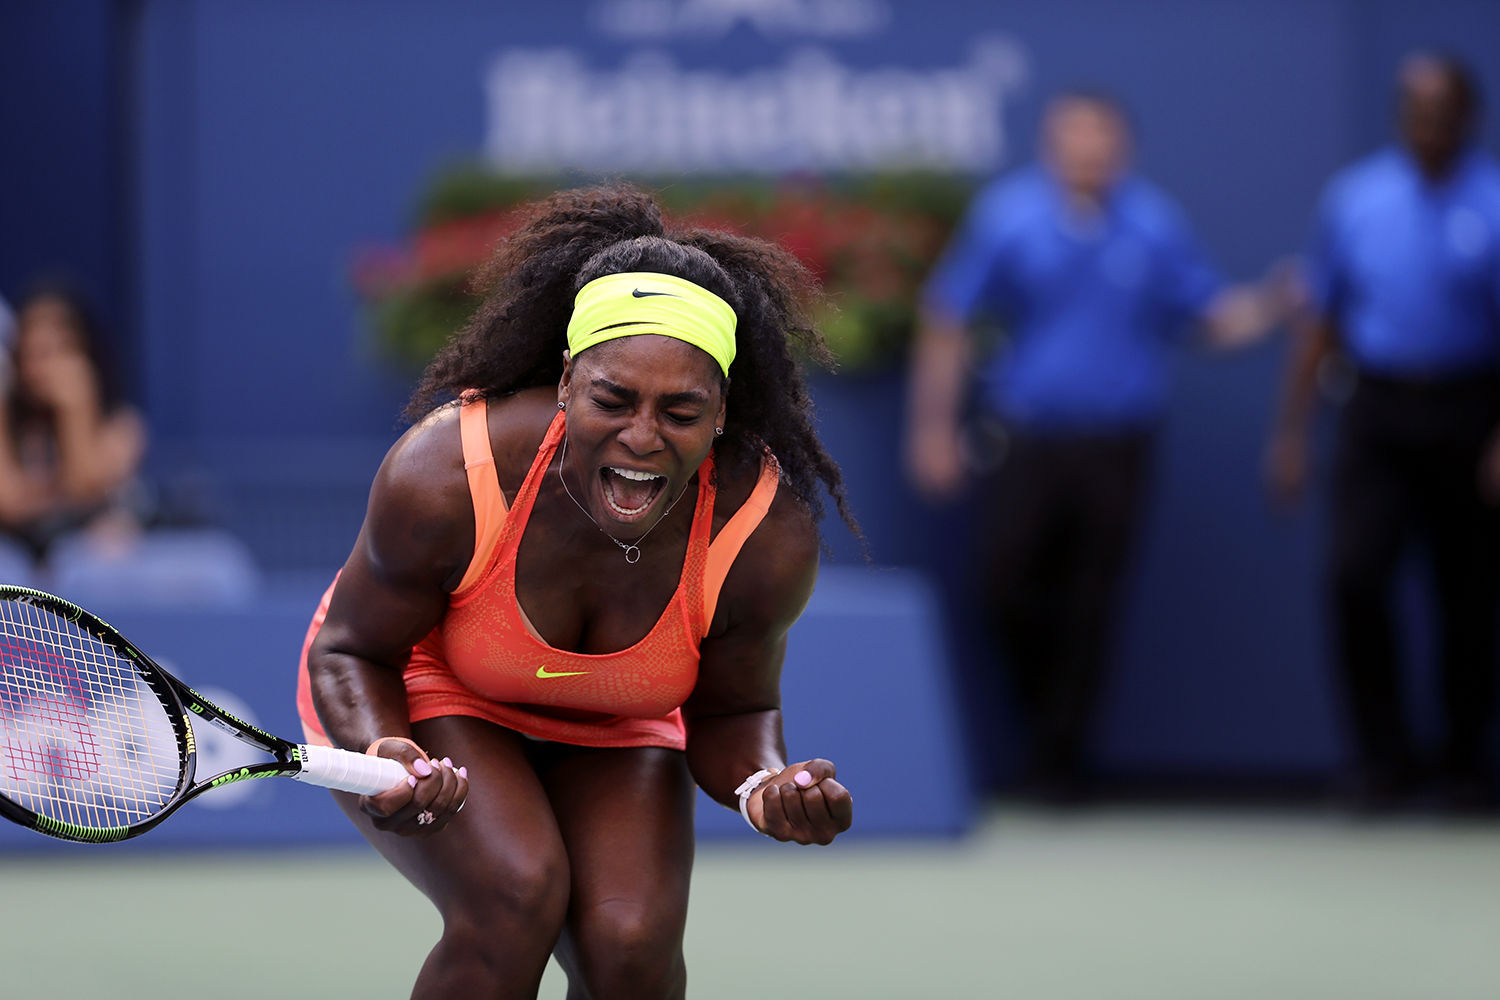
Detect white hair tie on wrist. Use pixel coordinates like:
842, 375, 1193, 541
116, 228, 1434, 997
733, 768, 782, 833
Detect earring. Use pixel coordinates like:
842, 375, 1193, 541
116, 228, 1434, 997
558, 402, 566, 410
714, 427, 724, 436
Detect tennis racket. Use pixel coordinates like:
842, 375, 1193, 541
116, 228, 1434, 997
0, 585, 408, 843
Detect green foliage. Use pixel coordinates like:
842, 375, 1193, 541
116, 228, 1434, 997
351, 165, 976, 373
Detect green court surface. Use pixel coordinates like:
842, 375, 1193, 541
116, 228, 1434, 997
4, 805, 1500, 999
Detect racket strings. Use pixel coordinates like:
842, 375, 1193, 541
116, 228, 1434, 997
0, 600, 183, 832
1, 637, 101, 782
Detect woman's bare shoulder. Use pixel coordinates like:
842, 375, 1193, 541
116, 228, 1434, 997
389, 388, 556, 495
363, 403, 472, 585
381, 402, 465, 491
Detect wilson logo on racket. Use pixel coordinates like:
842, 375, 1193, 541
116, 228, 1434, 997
210, 767, 255, 788
188, 687, 277, 743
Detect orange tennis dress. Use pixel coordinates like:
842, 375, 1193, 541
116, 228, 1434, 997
295, 399, 778, 750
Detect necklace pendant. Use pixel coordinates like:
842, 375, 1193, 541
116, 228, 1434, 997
558, 435, 692, 569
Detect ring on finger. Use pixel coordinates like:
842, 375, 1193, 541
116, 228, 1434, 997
416, 810, 436, 826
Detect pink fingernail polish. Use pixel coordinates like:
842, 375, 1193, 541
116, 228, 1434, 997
407, 775, 417, 788
795, 771, 813, 787
442, 758, 453, 769
413, 759, 433, 777
458, 766, 468, 779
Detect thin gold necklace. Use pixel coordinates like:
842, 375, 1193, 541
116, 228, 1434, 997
556, 435, 693, 564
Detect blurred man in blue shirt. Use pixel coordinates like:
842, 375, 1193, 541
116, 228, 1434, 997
1268, 53, 1500, 813
907, 91, 1288, 800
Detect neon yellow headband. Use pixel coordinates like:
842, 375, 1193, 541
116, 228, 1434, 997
566, 272, 737, 377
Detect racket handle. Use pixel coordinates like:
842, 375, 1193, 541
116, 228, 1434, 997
295, 744, 411, 796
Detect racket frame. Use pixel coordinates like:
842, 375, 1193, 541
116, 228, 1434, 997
0, 586, 330, 843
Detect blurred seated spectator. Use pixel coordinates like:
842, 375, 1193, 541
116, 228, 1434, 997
0, 282, 259, 605
0, 283, 147, 566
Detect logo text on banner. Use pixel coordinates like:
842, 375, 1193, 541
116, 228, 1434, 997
483, 40, 1028, 174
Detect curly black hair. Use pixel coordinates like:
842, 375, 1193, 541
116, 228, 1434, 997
406, 183, 861, 541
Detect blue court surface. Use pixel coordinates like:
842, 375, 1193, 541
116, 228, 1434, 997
4, 804, 1500, 999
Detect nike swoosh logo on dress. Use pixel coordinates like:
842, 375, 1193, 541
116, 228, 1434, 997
536, 666, 592, 678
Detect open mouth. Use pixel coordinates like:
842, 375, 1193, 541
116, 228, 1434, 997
599, 466, 667, 522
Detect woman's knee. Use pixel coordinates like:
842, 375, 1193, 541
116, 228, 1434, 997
442, 844, 571, 944
568, 898, 687, 999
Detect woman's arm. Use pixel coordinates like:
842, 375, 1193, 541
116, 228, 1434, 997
52, 402, 146, 504
310, 408, 472, 747
682, 490, 853, 845
307, 407, 474, 831
21, 341, 145, 504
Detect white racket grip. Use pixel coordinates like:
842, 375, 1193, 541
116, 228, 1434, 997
295, 744, 411, 795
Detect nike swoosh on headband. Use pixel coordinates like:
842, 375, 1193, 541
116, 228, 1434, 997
536, 666, 592, 679
569, 272, 738, 377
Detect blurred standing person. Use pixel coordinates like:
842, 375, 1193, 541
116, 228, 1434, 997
1267, 53, 1500, 812
906, 91, 1288, 801
0, 284, 146, 566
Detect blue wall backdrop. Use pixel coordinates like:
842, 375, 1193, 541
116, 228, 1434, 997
4, 1, 1500, 805
0, 2, 129, 342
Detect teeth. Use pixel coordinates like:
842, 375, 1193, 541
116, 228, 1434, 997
606, 495, 653, 516
608, 467, 662, 482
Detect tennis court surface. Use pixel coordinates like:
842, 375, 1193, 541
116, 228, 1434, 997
5, 804, 1499, 999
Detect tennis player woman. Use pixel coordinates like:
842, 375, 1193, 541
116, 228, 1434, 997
296, 184, 857, 998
